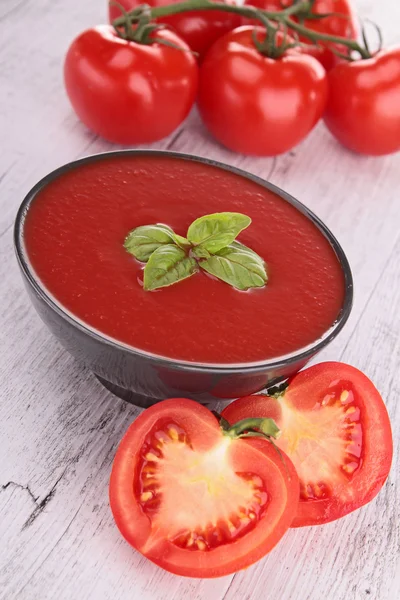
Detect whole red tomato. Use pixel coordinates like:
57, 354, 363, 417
109, 0, 242, 60
64, 25, 198, 144
324, 47, 400, 155
243, 0, 357, 70
197, 26, 328, 156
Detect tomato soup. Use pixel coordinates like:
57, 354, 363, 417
24, 155, 345, 364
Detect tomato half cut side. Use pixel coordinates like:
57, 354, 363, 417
222, 363, 393, 527
110, 398, 299, 577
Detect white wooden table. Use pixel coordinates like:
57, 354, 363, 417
1, 1, 399, 598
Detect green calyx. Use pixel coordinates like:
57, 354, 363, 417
222, 417, 281, 440
251, 11, 299, 59
124, 212, 268, 292
213, 411, 287, 467
213, 412, 284, 462
110, 1, 195, 52
265, 379, 289, 399
214, 411, 281, 441
111, 1, 153, 44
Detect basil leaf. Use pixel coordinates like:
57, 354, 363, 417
172, 233, 192, 251
200, 242, 268, 291
191, 246, 211, 259
124, 224, 178, 262
187, 212, 251, 254
144, 245, 198, 291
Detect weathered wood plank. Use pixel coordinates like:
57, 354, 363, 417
0, 0, 399, 598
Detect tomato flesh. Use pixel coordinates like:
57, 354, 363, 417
138, 422, 268, 550
278, 383, 363, 500
222, 363, 393, 527
110, 399, 299, 577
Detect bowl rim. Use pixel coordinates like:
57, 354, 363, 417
14, 149, 354, 374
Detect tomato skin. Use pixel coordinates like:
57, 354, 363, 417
243, 0, 357, 71
197, 26, 328, 156
110, 398, 299, 577
324, 48, 400, 156
64, 25, 198, 144
109, 0, 242, 60
222, 363, 393, 527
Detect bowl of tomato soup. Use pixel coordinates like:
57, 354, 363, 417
14, 151, 353, 406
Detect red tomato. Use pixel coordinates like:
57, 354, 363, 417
64, 25, 198, 144
243, 0, 357, 70
110, 398, 299, 577
197, 26, 328, 156
109, 0, 242, 60
324, 47, 400, 155
222, 363, 393, 527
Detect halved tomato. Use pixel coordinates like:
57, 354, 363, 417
110, 398, 299, 577
222, 363, 393, 527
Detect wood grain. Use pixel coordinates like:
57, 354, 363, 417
0, 1, 399, 599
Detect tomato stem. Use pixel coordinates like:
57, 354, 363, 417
213, 412, 286, 466
251, 12, 298, 59
265, 379, 289, 398
111, 1, 376, 59
224, 417, 281, 440
111, 2, 200, 51
281, 17, 372, 59
111, 1, 304, 27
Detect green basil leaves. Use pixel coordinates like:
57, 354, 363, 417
187, 212, 251, 254
125, 213, 268, 292
124, 224, 177, 262
143, 245, 198, 291
200, 241, 268, 291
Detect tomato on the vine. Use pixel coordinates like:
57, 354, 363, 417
109, 0, 242, 60
197, 26, 328, 156
110, 398, 299, 577
222, 363, 393, 527
243, 0, 357, 70
64, 25, 198, 144
324, 47, 400, 156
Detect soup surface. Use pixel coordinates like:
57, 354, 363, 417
24, 155, 345, 363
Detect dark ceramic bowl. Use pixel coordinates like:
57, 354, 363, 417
14, 151, 353, 407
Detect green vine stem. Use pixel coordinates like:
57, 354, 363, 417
112, 0, 308, 27
111, 0, 374, 59
211, 411, 286, 467
281, 18, 371, 59
224, 417, 281, 439
212, 412, 281, 441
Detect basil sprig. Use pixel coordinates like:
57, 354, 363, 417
124, 213, 268, 292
